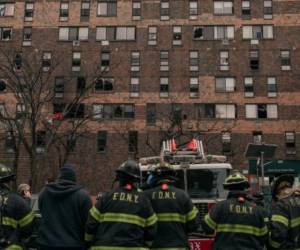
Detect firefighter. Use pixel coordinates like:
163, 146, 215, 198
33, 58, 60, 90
0, 165, 35, 249
202, 172, 268, 250
269, 174, 300, 249
85, 160, 157, 249
37, 163, 92, 250
144, 162, 199, 250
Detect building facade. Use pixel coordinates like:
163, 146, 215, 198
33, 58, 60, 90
0, 0, 300, 192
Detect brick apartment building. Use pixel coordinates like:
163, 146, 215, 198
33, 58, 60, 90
0, 0, 300, 192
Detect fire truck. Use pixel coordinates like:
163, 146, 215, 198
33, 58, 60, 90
139, 138, 232, 250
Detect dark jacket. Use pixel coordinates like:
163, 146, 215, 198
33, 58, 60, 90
37, 180, 92, 249
269, 191, 300, 249
144, 183, 198, 249
1, 186, 34, 249
202, 191, 268, 250
85, 186, 157, 249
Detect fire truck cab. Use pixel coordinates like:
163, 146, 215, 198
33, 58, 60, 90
139, 138, 232, 250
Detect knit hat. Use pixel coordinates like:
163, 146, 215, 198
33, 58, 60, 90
58, 164, 76, 182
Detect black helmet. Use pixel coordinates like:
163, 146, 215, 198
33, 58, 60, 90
153, 162, 176, 179
116, 160, 140, 180
271, 174, 294, 201
0, 164, 15, 183
223, 172, 250, 190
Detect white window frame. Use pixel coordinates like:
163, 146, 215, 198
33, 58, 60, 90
215, 77, 235, 92
189, 77, 199, 98
189, 1, 198, 19
0, 3, 15, 17
129, 77, 140, 97
215, 104, 236, 119
148, 26, 157, 45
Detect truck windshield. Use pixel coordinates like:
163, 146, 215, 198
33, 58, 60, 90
187, 169, 228, 199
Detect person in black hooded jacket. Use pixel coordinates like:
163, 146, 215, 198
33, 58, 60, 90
37, 163, 92, 250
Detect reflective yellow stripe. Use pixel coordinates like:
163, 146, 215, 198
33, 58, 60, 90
217, 224, 268, 236
85, 233, 94, 242
269, 237, 281, 249
186, 206, 198, 222
2, 217, 18, 229
101, 213, 146, 227
291, 216, 300, 228
145, 214, 157, 227
272, 215, 289, 227
90, 206, 102, 222
157, 213, 185, 223
90, 247, 149, 250
19, 211, 35, 227
5, 245, 23, 250
204, 214, 217, 230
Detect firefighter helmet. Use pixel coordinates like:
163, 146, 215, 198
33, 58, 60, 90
271, 174, 294, 201
223, 172, 250, 190
0, 164, 15, 183
153, 162, 176, 179
116, 160, 140, 180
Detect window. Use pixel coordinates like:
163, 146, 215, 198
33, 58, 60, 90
131, 51, 140, 72
0, 3, 14, 16
54, 77, 64, 98
16, 103, 26, 119
267, 77, 277, 97
189, 77, 199, 98
97, 0, 117, 16
0, 79, 7, 92
242, 25, 273, 40
67, 134, 76, 152
72, 52, 81, 71
253, 131, 262, 144
129, 77, 139, 97
14, 53, 22, 71
281, 50, 291, 70
65, 103, 85, 118
148, 26, 157, 45
160, 0, 169, 20
96, 27, 136, 41
160, 77, 169, 98
285, 131, 296, 155
245, 104, 278, 119
197, 104, 236, 119
93, 104, 104, 119
222, 132, 231, 154
42, 52, 51, 71
97, 131, 107, 152
189, 1, 198, 19
59, 2, 69, 21
94, 104, 135, 119
249, 50, 259, 70
132, 1, 141, 20
160, 51, 169, 71
173, 26, 182, 45
59, 27, 89, 41
24, 2, 34, 21
193, 26, 234, 40
241, 0, 250, 18
214, 1, 233, 15
146, 103, 156, 124
189, 51, 199, 71
215, 77, 235, 92
36, 131, 46, 153
5, 131, 14, 153
244, 77, 254, 97
220, 51, 229, 71
94, 77, 114, 91
264, 0, 273, 19
81, 1, 90, 18
22, 27, 32, 46
101, 51, 110, 71
172, 104, 182, 123
128, 131, 138, 153
0, 27, 12, 41
77, 76, 86, 93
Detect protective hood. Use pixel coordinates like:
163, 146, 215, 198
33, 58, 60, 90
44, 180, 82, 198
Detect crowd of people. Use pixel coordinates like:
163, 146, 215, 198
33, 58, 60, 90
0, 160, 300, 250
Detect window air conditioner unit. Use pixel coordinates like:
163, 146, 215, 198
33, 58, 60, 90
222, 39, 229, 45
251, 39, 259, 45
73, 40, 80, 46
